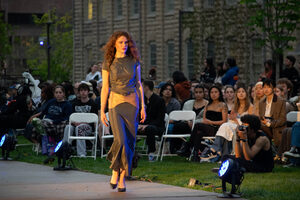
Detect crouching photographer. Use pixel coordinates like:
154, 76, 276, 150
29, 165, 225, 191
223, 114, 274, 173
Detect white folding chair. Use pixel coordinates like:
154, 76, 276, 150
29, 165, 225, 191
287, 111, 300, 122
159, 111, 196, 161
67, 113, 98, 160
136, 113, 168, 159
101, 112, 114, 158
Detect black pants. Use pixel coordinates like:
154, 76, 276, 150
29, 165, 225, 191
190, 123, 219, 152
138, 125, 164, 154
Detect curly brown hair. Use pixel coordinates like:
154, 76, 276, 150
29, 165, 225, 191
102, 31, 140, 66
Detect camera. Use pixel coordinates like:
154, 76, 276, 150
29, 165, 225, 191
238, 125, 248, 131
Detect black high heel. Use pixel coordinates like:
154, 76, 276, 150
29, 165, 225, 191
110, 183, 117, 189
118, 187, 126, 192
110, 169, 119, 189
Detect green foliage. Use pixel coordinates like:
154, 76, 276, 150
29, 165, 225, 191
241, 0, 300, 53
26, 11, 73, 83
0, 13, 11, 67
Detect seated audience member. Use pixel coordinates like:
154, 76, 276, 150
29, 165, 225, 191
62, 82, 98, 157
222, 57, 239, 86
138, 80, 165, 161
281, 55, 299, 97
86, 62, 102, 84
184, 85, 228, 162
160, 83, 181, 114
172, 71, 191, 103
224, 85, 235, 113
283, 122, 300, 162
177, 85, 208, 156
190, 80, 200, 98
160, 82, 183, 153
62, 81, 76, 101
278, 101, 300, 160
40, 85, 72, 142
182, 84, 208, 123
25, 84, 54, 144
276, 78, 293, 100
224, 114, 274, 172
201, 84, 253, 161
0, 84, 34, 134
259, 59, 275, 82
259, 79, 286, 149
253, 81, 265, 116
274, 84, 294, 113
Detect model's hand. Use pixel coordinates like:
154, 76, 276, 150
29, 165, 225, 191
140, 107, 146, 123
100, 111, 109, 127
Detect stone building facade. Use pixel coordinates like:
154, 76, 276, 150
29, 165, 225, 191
0, 0, 72, 82
73, 0, 300, 84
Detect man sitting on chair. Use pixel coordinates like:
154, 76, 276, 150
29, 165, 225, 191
138, 80, 165, 161
63, 82, 98, 157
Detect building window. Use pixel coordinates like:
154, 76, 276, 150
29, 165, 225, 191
184, 0, 194, 11
84, 0, 93, 21
114, 0, 123, 18
186, 39, 194, 80
207, 40, 215, 59
149, 42, 157, 66
204, 0, 215, 8
167, 40, 175, 78
165, 0, 174, 14
250, 39, 263, 82
99, 0, 107, 19
147, 0, 156, 15
130, 0, 140, 17
226, 0, 237, 6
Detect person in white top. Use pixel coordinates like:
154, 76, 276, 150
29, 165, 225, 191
85, 62, 102, 84
200, 84, 253, 162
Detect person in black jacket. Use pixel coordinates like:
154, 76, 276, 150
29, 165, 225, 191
281, 56, 299, 97
138, 80, 165, 161
0, 84, 34, 135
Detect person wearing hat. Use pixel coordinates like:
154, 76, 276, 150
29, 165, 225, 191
62, 82, 98, 157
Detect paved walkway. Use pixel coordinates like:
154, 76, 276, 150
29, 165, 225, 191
0, 161, 239, 200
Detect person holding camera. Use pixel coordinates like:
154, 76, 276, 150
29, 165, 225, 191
233, 114, 274, 172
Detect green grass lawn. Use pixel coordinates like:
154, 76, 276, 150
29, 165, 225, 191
6, 136, 300, 200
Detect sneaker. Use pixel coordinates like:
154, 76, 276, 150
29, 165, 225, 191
284, 147, 300, 158
209, 154, 221, 163
200, 147, 216, 158
148, 153, 156, 162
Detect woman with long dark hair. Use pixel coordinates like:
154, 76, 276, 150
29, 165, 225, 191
100, 31, 146, 192
183, 85, 228, 161
201, 84, 253, 161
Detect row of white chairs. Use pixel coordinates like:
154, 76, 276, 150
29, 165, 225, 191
66, 111, 300, 161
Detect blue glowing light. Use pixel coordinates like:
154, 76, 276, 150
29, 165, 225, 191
40, 41, 44, 46
0, 135, 6, 147
219, 160, 230, 177
54, 141, 63, 153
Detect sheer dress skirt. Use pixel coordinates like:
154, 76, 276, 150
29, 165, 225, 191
107, 102, 139, 176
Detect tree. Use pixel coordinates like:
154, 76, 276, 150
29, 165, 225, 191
0, 13, 11, 74
26, 11, 73, 83
241, 0, 300, 80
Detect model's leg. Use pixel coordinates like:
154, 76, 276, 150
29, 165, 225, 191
110, 169, 119, 189
117, 168, 126, 192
